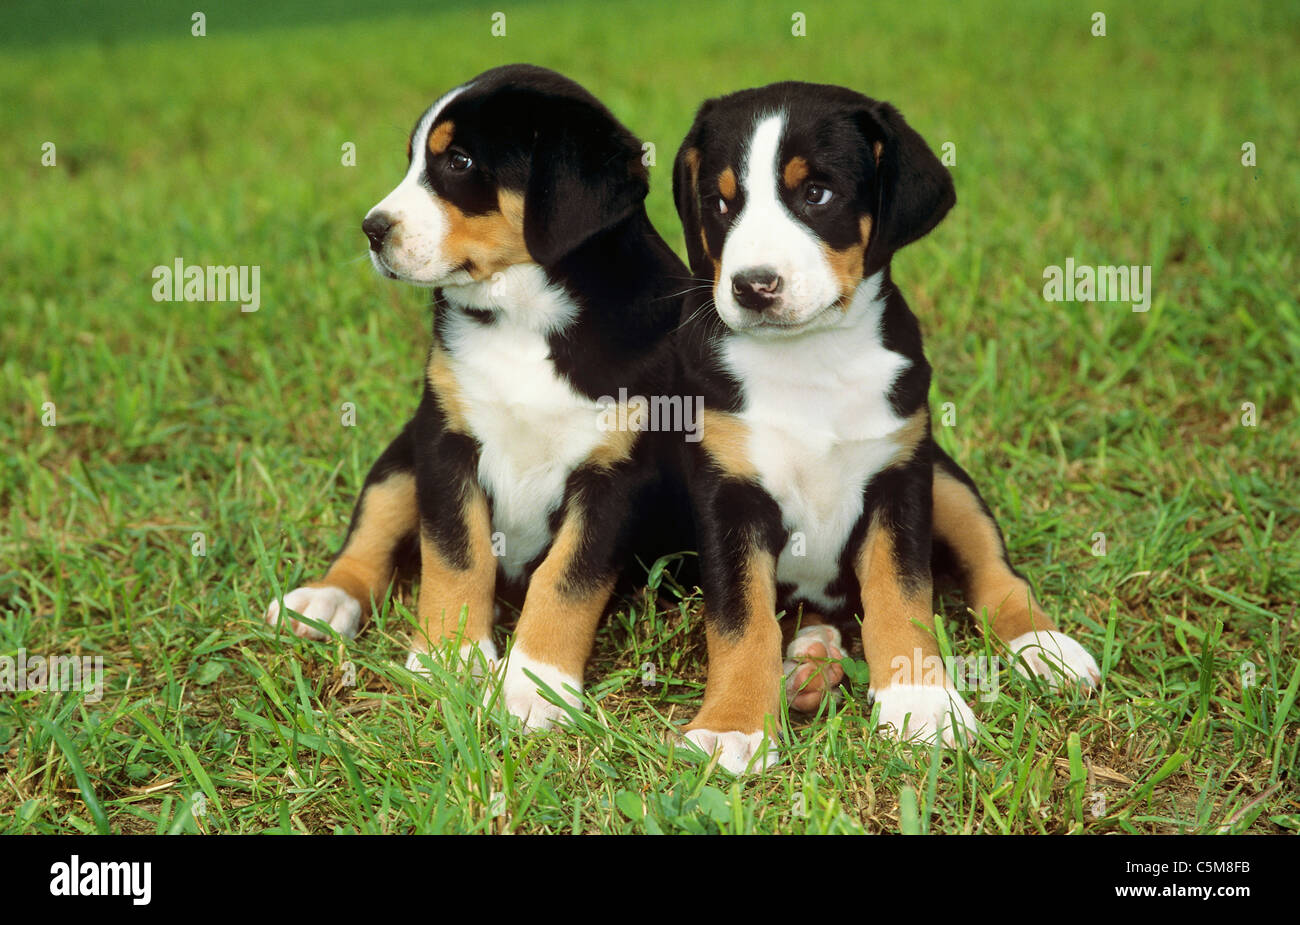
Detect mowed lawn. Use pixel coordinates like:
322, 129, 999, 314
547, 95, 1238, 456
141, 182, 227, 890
1, 0, 1297, 834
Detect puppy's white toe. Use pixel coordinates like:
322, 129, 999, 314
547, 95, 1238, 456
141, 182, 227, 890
405, 638, 499, 679
1008, 630, 1101, 689
496, 648, 583, 732
783, 624, 846, 709
785, 624, 844, 660
265, 586, 361, 640
872, 683, 978, 747
681, 728, 781, 775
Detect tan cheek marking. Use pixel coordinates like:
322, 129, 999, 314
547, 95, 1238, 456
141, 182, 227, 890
416, 488, 496, 649
427, 120, 455, 156
700, 228, 720, 285
686, 552, 782, 734
317, 472, 417, 611
717, 166, 737, 200
932, 469, 1055, 641
700, 410, 757, 479
857, 515, 938, 687
425, 346, 469, 433
440, 190, 532, 280
873, 140, 883, 165
782, 156, 809, 190
513, 505, 616, 677
820, 214, 873, 302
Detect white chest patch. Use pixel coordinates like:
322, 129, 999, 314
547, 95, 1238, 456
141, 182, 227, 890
441, 268, 604, 579
720, 273, 912, 611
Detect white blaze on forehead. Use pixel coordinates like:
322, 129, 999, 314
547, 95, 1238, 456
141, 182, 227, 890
366, 84, 470, 284
716, 112, 840, 326
405, 85, 468, 183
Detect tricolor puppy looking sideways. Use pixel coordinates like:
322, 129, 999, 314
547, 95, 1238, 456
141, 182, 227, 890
265, 64, 689, 730
673, 82, 1100, 773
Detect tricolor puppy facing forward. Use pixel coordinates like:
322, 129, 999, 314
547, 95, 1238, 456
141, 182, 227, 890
265, 64, 689, 730
673, 82, 1100, 773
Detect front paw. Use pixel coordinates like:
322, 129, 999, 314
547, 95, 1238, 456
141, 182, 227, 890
1007, 630, 1101, 690
680, 727, 781, 775
871, 683, 978, 747
493, 648, 583, 732
265, 586, 361, 640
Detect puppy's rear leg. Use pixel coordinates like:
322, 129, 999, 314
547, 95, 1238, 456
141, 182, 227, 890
931, 447, 1099, 688
265, 423, 417, 640
783, 612, 847, 713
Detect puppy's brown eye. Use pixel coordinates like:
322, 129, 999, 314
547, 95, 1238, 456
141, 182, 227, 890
448, 151, 473, 171
805, 185, 832, 206
705, 195, 728, 215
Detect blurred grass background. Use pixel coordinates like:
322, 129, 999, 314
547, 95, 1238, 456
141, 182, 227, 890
1, 0, 1297, 833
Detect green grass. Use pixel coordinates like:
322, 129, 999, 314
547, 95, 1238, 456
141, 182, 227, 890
1, 0, 1297, 834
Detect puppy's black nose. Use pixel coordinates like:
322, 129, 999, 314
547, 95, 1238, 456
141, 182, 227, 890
731, 267, 783, 310
362, 212, 394, 252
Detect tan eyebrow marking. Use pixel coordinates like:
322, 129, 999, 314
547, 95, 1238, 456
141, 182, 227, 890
718, 166, 737, 200
427, 120, 455, 156
782, 156, 809, 190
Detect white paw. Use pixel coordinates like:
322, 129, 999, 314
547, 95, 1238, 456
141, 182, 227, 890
681, 729, 781, 775
404, 638, 499, 679
783, 624, 846, 709
1008, 630, 1101, 689
780, 626, 842, 659
871, 683, 978, 747
496, 648, 583, 732
265, 586, 361, 640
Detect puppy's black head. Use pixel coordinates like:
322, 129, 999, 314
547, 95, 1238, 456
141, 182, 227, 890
365, 64, 649, 286
673, 82, 954, 336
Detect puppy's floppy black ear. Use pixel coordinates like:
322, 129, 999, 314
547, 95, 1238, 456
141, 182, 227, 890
859, 101, 955, 275
523, 97, 649, 267
672, 101, 714, 277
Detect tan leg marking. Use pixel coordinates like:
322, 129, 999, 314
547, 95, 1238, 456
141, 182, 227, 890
857, 514, 941, 688
687, 552, 782, 734
932, 469, 1056, 642
513, 504, 615, 678
884, 409, 928, 469
586, 409, 639, 470
316, 472, 416, 614
415, 485, 496, 651
425, 345, 469, 433
699, 409, 756, 479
